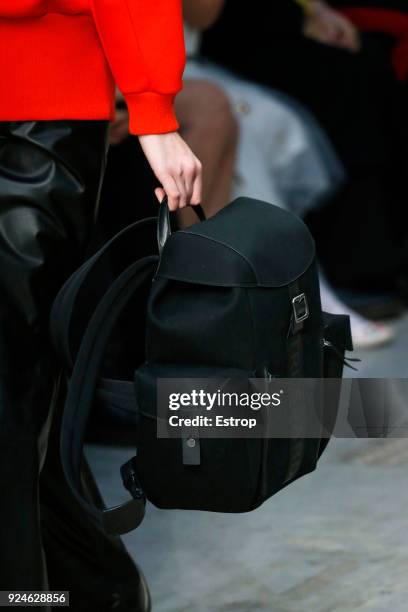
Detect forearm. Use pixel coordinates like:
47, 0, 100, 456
183, 0, 225, 30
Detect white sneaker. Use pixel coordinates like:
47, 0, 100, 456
349, 319, 395, 350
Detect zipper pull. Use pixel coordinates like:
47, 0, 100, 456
323, 339, 361, 371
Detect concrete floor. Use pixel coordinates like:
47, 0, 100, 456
87, 314, 408, 612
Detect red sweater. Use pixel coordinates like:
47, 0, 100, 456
0, 1, 185, 135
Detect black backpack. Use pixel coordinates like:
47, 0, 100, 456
51, 197, 353, 535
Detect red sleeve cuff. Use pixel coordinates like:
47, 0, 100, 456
124, 91, 179, 135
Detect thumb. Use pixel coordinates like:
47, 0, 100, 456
155, 187, 166, 203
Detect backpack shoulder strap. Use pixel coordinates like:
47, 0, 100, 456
60, 255, 158, 535
50, 217, 157, 369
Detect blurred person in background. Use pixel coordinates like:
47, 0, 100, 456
323, 0, 408, 85
184, 0, 393, 348
330, 0, 408, 258
201, 0, 408, 322
0, 1, 201, 608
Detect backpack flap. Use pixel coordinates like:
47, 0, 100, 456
156, 197, 315, 288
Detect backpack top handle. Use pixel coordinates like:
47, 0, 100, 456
157, 196, 206, 256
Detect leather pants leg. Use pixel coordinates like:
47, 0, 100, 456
0, 121, 150, 611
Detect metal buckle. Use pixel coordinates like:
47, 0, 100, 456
292, 293, 309, 324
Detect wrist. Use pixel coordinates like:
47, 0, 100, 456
138, 131, 179, 142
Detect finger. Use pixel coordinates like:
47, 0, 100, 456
160, 175, 181, 211
155, 187, 166, 203
183, 177, 193, 207
182, 163, 196, 205
172, 173, 188, 209
190, 170, 203, 206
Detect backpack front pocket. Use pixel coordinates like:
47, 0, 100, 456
134, 363, 263, 513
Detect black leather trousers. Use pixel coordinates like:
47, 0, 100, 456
0, 121, 149, 611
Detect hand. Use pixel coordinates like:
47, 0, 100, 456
139, 132, 202, 210
304, 0, 361, 53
